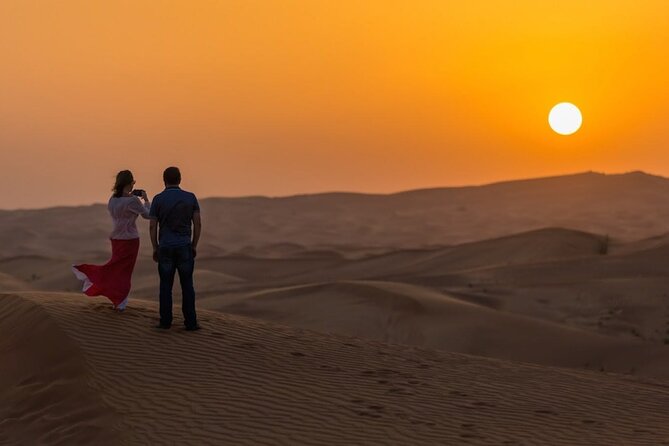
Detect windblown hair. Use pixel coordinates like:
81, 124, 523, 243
112, 170, 134, 198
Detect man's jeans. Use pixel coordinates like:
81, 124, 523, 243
158, 244, 197, 328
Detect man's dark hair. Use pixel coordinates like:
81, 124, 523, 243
163, 166, 181, 185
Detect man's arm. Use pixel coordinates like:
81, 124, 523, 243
150, 219, 159, 262
192, 211, 201, 258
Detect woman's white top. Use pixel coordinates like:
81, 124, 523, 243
108, 196, 151, 240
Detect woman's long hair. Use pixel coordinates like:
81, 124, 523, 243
112, 170, 134, 198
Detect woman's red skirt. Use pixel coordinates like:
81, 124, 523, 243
72, 238, 140, 307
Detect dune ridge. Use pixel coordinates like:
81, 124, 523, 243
3, 292, 669, 445
6, 226, 669, 382
214, 279, 669, 378
3, 171, 669, 261
0, 295, 118, 445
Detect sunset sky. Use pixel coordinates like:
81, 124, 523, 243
2, 1, 669, 209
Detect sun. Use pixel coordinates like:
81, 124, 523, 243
548, 102, 582, 135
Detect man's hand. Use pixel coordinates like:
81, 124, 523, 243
192, 211, 201, 260
150, 220, 158, 261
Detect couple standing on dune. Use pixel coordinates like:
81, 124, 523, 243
72, 166, 202, 331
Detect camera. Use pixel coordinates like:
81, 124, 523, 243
132, 189, 145, 197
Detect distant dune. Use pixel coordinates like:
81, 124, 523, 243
213, 279, 669, 378
273, 228, 608, 284
0, 272, 28, 291
4, 219, 669, 380
3, 292, 669, 445
2, 171, 669, 261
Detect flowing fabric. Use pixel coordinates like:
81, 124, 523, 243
72, 238, 140, 308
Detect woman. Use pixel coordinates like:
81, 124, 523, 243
72, 170, 150, 311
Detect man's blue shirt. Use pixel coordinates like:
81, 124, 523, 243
150, 186, 200, 248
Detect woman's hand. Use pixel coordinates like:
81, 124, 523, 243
141, 190, 149, 202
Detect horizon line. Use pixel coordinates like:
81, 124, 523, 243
0, 170, 663, 212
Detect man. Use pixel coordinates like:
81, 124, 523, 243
149, 166, 202, 330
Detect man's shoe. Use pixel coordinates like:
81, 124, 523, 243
155, 323, 171, 329
185, 324, 201, 331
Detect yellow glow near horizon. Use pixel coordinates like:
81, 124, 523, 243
1, 1, 669, 208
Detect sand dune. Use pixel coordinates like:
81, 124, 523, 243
274, 228, 606, 284
608, 232, 669, 255
195, 255, 345, 282
211, 280, 669, 378
5, 171, 669, 444
3, 292, 669, 445
0, 255, 107, 292
3, 171, 669, 260
0, 256, 73, 282
400, 227, 607, 274
0, 294, 118, 445
131, 269, 245, 296
0, 272, 28, 291
198, 171, 669, 250
3, 222, 669, 380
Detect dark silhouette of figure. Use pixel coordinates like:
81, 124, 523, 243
149, 167, 202, 330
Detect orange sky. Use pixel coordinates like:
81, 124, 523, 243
2, 1, 669, 208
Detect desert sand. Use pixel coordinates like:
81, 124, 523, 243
3, 171, 669, 261
3, 292, 669, 445
4, 171, 669, 444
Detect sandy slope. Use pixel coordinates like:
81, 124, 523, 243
4, 225, 669, 381
0, 272, 27, 291
272, 228, 607, 284
3, 292, 669, 445
0, 294, 118, 445
211, 280, 669, 378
